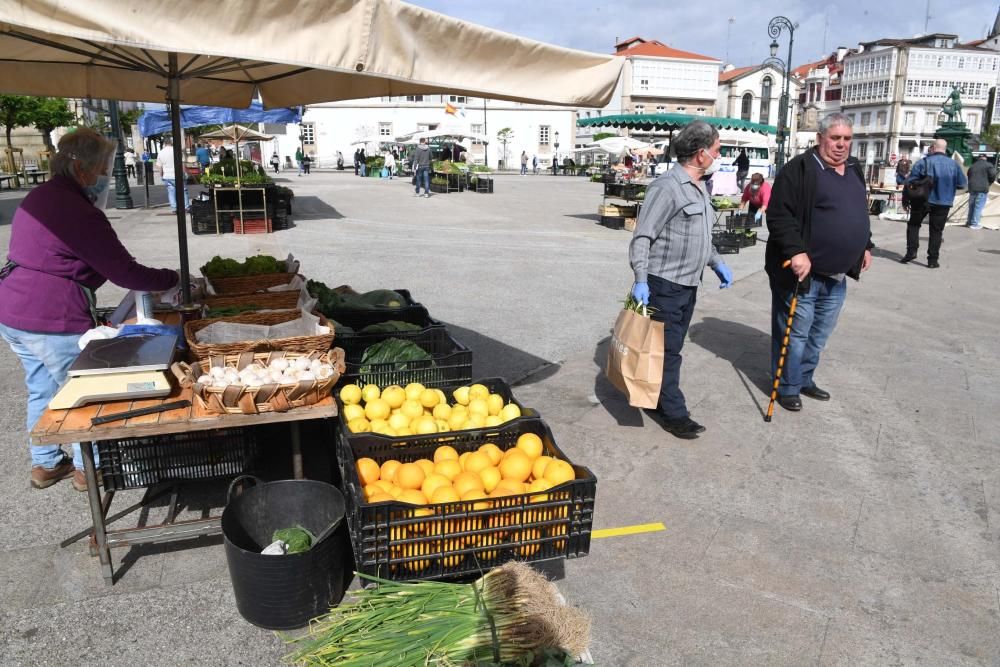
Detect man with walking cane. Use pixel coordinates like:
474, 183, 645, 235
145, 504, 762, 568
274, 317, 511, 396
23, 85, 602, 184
765, 112, 873, 413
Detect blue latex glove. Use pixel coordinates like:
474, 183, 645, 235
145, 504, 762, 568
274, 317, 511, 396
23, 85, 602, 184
755, 210, 763, 222
631, 282, 650, 305
714, 263, 733, 289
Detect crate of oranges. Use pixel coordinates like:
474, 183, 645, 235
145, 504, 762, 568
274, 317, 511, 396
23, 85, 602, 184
337, 419, 596, 581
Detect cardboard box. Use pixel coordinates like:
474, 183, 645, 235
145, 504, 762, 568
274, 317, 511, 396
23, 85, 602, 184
624, 217, 637, 232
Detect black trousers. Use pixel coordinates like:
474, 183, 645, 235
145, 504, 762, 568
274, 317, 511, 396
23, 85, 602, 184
647, 274, 698, 419
907, 203, 949, 262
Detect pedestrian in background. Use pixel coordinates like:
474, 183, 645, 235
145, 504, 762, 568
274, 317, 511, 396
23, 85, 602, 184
902, 139, 967, 267
765, 112, 872, 413
740, 172, 771, 222
302, 152, 312, 175
895, 155, 912, 187
123, 148, 136, 179
532, 154, 538, 174
412, 137, 432, 197
270, 151, 280, 174
520, 151, 528, 175
965, 154, 996, 230
629, 120, 734, 439
384, 151, 396, 179
195, 143, 211, 171
155, 137, 189, 213
295, 146, 304, 177
734, 149, 750, 189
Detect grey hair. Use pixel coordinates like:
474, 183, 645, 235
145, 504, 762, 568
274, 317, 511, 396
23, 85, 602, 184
161, 136, 173, 145
818, 112, 853, 134
49, 127, 115, 179
672, 121, 719, 163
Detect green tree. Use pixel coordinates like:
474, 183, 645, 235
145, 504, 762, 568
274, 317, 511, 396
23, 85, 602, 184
30, 97, 76, 154
496, 127, 513, 170
0, 95, 40, 186
980, 124, 1000, 153
593, 132, 616, 142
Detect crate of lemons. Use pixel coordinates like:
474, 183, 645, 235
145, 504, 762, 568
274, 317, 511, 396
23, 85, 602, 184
353, 436, 577, 573
339, 381, 523, 436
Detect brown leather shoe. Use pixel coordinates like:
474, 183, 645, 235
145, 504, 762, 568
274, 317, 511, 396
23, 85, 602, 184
30, 458, 75, 489
72, 468, 103, 492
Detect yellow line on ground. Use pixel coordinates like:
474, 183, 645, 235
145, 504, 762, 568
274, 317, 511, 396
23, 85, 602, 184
592, 522, 666, 539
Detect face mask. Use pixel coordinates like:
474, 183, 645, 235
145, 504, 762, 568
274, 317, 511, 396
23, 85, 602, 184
751, 184, 761, 191
700, 149, 721, 179
84, 174, 110, 202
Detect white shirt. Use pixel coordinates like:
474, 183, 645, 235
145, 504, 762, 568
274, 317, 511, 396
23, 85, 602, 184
156, 145, 176, 179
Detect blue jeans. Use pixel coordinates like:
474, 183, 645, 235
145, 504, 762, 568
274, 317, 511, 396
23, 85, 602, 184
163, 178, 189, 212
648, 274, 698, 419
360, 163, 367, 177
521, 164, 527, 175
770, 275, 847, 397
0, 323, 95, 470
415, 166, 431, 194
967, 192, 987, 228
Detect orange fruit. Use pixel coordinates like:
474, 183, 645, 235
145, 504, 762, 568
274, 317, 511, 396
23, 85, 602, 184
499, 450, 532, 483
514, 528, 542, 557
479, 466, 502, 493
367, 491, 394, 504
433, 445, 460, 463
531, 455, 553, 481
421, 473, 451, 499
396, 488, 428, 505
458, 451, 471, 470
543, 460, 575, 486
431, 485, 461, 504
528, 478, 554, 502
463, 451, 492, 475
495, 478, 527, 495
380, 459, 402, 483
434, 459, 463, 481
453, 471, 485, 497
515, 433, 544, 459
414, 459, 435, 477
478, 443, 503, 466
356, 457, 380, 486
394, 462, 426, 490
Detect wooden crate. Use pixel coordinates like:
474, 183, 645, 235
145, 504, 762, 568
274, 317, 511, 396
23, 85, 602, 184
233, 217, 272, 235
624, 217, 637, 232
598, 204, 637, 217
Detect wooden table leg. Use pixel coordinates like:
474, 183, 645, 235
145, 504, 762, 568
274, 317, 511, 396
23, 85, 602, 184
290, 422, 303, 480
81, 441, 114, 583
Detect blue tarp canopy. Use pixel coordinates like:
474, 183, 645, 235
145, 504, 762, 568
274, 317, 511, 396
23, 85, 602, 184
137, 102, 301, 137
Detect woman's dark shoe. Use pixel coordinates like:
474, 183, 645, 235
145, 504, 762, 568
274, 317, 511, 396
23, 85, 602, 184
801, 385, 831, 401
899, 253, 916, 264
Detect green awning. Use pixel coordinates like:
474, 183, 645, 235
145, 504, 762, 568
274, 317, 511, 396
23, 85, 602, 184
578, 113, 776, 135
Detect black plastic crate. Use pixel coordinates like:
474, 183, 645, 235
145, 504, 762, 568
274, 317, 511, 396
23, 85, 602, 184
712, 231, 741, 255
336, 316, 448, 362
738, 230, 758, 248
724, 212, 759, 230
97, 428, 261, 491
317, 288, 427, 331
472, 177, 494, 193
337, 419, 596, 581
601, 215, 625, 230
340, 328, 472, 389
337, 377, 536, 445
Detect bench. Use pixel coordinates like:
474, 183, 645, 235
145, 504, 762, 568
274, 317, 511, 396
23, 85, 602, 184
0, 174, 14, 189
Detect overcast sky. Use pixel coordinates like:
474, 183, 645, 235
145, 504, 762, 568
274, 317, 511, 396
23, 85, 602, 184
409, 0, 999, 68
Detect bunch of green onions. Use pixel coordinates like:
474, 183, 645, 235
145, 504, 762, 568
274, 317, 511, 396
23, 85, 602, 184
624, 293, 657, 316
282, 562, 590, 666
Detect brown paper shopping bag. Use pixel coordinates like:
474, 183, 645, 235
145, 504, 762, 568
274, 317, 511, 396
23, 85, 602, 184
605, 306, 664, 409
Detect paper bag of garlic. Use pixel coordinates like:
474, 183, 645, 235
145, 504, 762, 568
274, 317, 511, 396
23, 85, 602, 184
195, 311, 330, 344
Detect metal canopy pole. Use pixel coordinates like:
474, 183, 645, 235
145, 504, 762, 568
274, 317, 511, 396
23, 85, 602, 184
168, 53, 192, 306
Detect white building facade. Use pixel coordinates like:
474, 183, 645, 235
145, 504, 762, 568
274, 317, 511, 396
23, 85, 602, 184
840, 34, 999, 183
716, 63, 801, 156
270, 96, 578, 170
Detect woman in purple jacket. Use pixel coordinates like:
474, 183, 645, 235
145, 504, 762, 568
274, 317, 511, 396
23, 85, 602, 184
0, 128, 178, 491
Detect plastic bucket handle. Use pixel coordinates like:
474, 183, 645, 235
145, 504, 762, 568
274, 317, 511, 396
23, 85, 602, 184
226, 474, 262, 505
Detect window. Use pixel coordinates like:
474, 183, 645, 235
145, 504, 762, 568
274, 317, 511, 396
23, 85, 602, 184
301, 122, 315, 144
539, 125, 550, 145
470, 124, 485, 145
696, 108, 706, 115
874, 141, 884, 159
967, 113, 979, 131
676, 106, 686, 112
656, 105, 665, 113
405, 95, 424, 102
760, 76, 772, 125
857, 140, 868, 159
448, 95, 467, 103
860, 112, 871, 128
904, 111, 915, 129
417, 123, 430, 132
876, 111, 887, 128
378, 122, 392, 137
634, 105, 644, 114
639, 78, 649, 91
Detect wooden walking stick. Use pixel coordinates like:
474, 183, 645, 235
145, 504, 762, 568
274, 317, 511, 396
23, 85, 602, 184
765, 260, 800, 423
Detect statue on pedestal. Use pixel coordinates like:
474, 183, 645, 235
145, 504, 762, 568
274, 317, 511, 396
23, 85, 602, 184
940, 87, 963, 123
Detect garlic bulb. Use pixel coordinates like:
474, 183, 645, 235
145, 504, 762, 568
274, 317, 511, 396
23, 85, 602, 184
197, 374, 212, 384
270, 358, 290, 372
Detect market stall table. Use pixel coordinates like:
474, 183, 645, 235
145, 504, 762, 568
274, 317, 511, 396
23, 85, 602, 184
30, 386, 338, 583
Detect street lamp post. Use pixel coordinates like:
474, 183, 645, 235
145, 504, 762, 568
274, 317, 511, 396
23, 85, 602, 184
107, 100, 134, 209
553, 131, 560, 175
767, 16, 796, 173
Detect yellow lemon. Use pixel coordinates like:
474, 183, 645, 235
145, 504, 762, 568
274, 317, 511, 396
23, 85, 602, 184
448, 412, 467, 430
484, 415, 503, 427
468, 384, 490, 401
468, 398, 489, 418
388, 413, 411, 431
372, 424, 396, 437
347, 417, 371, 433
432, 403, 452, 421
450, 403, 468, 416
415, 459, 435, 477
361, 384, 381, 403
468, 413, 487, 428
516, 433, 544, 460
433, 459, 463, 481
342, 403, 365, 423
528, 478, 554, 502
433, 445, 460, 463
400, 399, 424, 420
380, 459, 402, 483
435, 389, 448, 406
395, 462, 426, 490
500, 403, 522, 422
419, 388, 440, 409
356, 457, 380, 486
436, 419, 450, 433
543, 460, 575, 486
421, 473, 451, 499
453, 471, 485, 497
531, 455, 553, 481
396, 427, 413, 436
364, 398, 391, 421
479, 466, 502, 493
461, 419, 477, 431
452, 386, 471, 406
404, 383, 426, 401
414, 416, 438, 435
381, 385, 406, 409
369, 419, 389, 432
463, 451, 492, 475
486, 393, 505, 416
478, 443, 503, 466
499, 450, 533, 483
339, 384, 362, 405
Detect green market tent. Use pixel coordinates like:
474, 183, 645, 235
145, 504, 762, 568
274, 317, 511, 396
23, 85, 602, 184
578, 113, 776, 135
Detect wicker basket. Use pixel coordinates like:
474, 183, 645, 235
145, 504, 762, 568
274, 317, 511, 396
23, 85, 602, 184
202, 290, 301, 314
185, 309, 335, 358
204, 272, 298, 295
172, 349, 345, 415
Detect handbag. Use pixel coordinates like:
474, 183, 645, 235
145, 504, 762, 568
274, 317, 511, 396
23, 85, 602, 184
604, 302, 664, 409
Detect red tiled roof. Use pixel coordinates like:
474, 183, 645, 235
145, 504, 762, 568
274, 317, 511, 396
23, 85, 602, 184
792, 59, 827, 79
718, 66, 757, 82
615, 38, 720, 62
